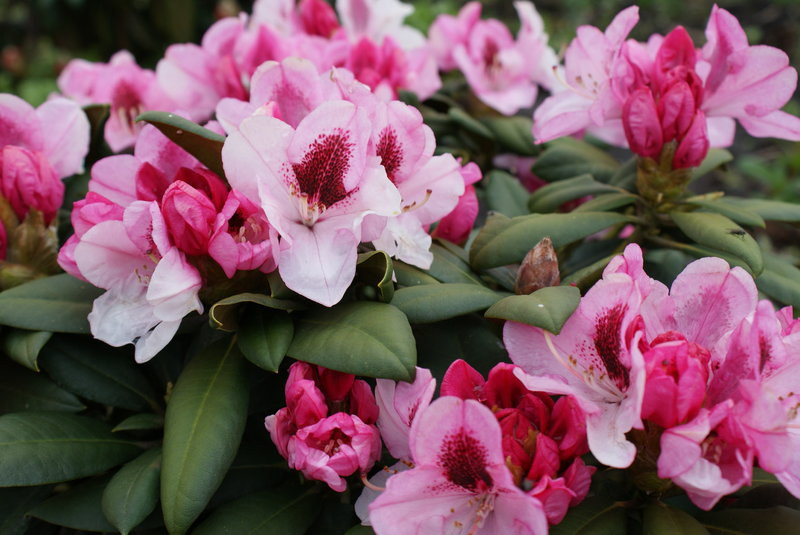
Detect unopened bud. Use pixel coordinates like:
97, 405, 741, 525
515, 237, 559, 295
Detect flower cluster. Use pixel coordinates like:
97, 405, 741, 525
505, 244, 800, 509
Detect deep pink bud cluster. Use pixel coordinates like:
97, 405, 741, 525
0, 146, 63, 225
265, 362, 381, 492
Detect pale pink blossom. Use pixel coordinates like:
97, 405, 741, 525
375, 367, 436, 460
430, 161, 481, 245
427, 2, 481, 71
336, 0, 425, 50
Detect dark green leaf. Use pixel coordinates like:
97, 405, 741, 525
480, 115, 537, 155
643, 504, 709, 535
289, 302, 416, 381
485, 286, 580, 334
113, 413, 163, 432
39, 335, 159, 411
690, 148, 733, 181
647, 236, 753, 273
448, 107, 494, 139
0, 274, 102, 333
344, 526, 376, 535
28, 477, 115, 532
193, 484, 321, 535
136, 111, 226, 177
2, 329, 52, 371
608, 156, 637, 189
0, 486, 51, 535
0, 360, 84, 414
207, 439, 289, 509
699, 506, 800, 535
722, 198, 800, 222
414, 316, 506, 379
644, 249, 693, 287
756, 254, 800, 309
670, 211, 763, 274
685, 197, 765, 228
550, 495, 627, 535
355, 251, 395, 302
733, 483, 800, 510
102, 447, 162, 535
532, 138, 619, 183
573, 193, 637, 213
83, 104, 110, 139
238, 307, 294, 373
561, 254, 617, 291
528, 174, 620, 213
0, 412, 140, 486
392, 283, 504, 323
427, 243, 485, 285
161, 338, 249, 535
393, 261, 440, 287
485, 170, 530, 217
210, 293, 306, 332
470, 212, 634, 270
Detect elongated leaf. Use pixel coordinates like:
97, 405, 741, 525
392, 284, 504, 324
0, 361, 84, 414
210, 292, 306, 331
485, 170, 530, 217
470, 212, 634, 270
608, 156, 637, 189
2, 329, 52, 371
238, 307, 294, 373
427, 243, 485, 285
393, 261, 440, 286
550, 496, 627, 535
0, 412, 140, 486
485, 286, 580, 334
690, 148, 733, 181
699, 506, 800, 535
448, 107, 494, 139
355, 251, 394, 302
207, 440, 289, 509
289, 302, 416, 381
573, 193, 637, 213
102, 447, 162, 535
0, 486, 52, 535
29, 477, 115, 532
480, 115, 537, 155
529, 174, 619, 213
193, 484, 321, 535
161, 338, 249, 535
0, 274, 102, 333
532, 137, 619, 183
39, 335, 159, 411
649, 236, 753, 273
643, 504, 709, 535
671, 211, 763, 274
113, 413, 163, 432
686, 198, 765, 228
721, 197, 800, 222
756, 254, 800, 309
137, 111, 226, 177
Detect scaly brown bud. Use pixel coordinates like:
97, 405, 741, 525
515, 237, 559, 295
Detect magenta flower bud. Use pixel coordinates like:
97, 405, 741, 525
135, 162, 170, 203
264, 408, 295, 458
529, 476, 575, 525
317, 366, 357, 403
440, 358, 486, 401
349, 379, 379, 425
659, 80, 697, 142
654, 26, 697, 88
673, 111, 710, 169
622, 87, 664, 160
298, 0, 340, 38
286, 379, 328, 429
548, 396, 589, 460
161, 180, 218, 255
0, 145, 64, 224
526, 433, 561, 482
172, 167, 228, 212
288, 412, 381, 492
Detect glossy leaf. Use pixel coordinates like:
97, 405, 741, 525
0, 412, 140, 486
671, 211, 763, 274
289, 302, 416, 381
485, 286, 580, 334
393, 261, 440, 287
484, 170, 530, 217
113, 413, 163, 432
193, 484, 321, 535
573, 193, 637, 213
137, 111, 226, 177
0, 486, 52, 535
210, 292, 306, 332
685, 197, 765, 228
102, 447, 162, 535
448, 107, 494, 139
480, 115, 537, 155
532, 137, 619, 183
550, 495, 627, 535
414, 315, 507, 378
355, 251, 395, 302
470, 212, 634, 270
392, 283, 504, 324
643, 504, 709, 535
0, 274, 102, 334
2, 329, 52, 371
648, 236, 753, 273
721, 197, 800, 222
756, 253, 800, 309
0, 361, 84, 414
238, 307, 294, 373
699, 506, 800, 535
528, 174, 619, 213
161, 338, 249, 535
38, 335, 159, 411
28, 477, 115, 532
427, 243, 485, 285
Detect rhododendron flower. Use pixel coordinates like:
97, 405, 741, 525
223, 100, 401, 306
58, 51, 175, 152
336, 0, 425, 50
430, 161, 482, 245
369, 396, 548, 534
375, 366, 436, 460
0, 146, 63, 225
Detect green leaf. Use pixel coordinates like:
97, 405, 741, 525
238, 307, 294, 373
355, 251, 395, 302
448, 107, 494, 139
102, 447, 162, 535
561, 254, 617, 290
289, 301, 416, 381
0, 274, 102, 333
480, 115, 537, 155
28, 477, 115, 532
643, 504, 709, 535
136, 111, 226, 177
670, 211, 763, 275
550, 495, 627, 535
112, 413, 163, 432
193, 484, 321, 535
756, 254, 800, 309
0, 486, 52, 535
427, 243, 485, 285
392, 283, 504, 323
608, 156, 637, 189
573, 193, 637, 213
528, 174, 620, 213
38, 335, 159, 411
345, 526, 376, 535
470, 212, 634, 270
83, 103, 110, 139
161, 338, 249, 535
648, 237, 754, 273
699, 506, 800, 535
532, 138, 619, 183
0, 360, 84, 414
721, 197, 800, 222
485, 170, 530, 217
393, 260, 440, 287
690, 148, 733, 181
685, 197, 765, 228
0, 412, 140, 486
2, 329, 52, 371
485, 286, 580, 334
210, 293, 306, 332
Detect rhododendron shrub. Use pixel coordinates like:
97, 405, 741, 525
2, 2, 800, 535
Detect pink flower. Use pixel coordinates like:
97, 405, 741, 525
0, 146, 63, 224
369, 397, 548, 534
375, 367, 436, 460
336, 0, 425, 50
431, 161, 482, 245
428, 2, 481, 71
222, 99, 401, 306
